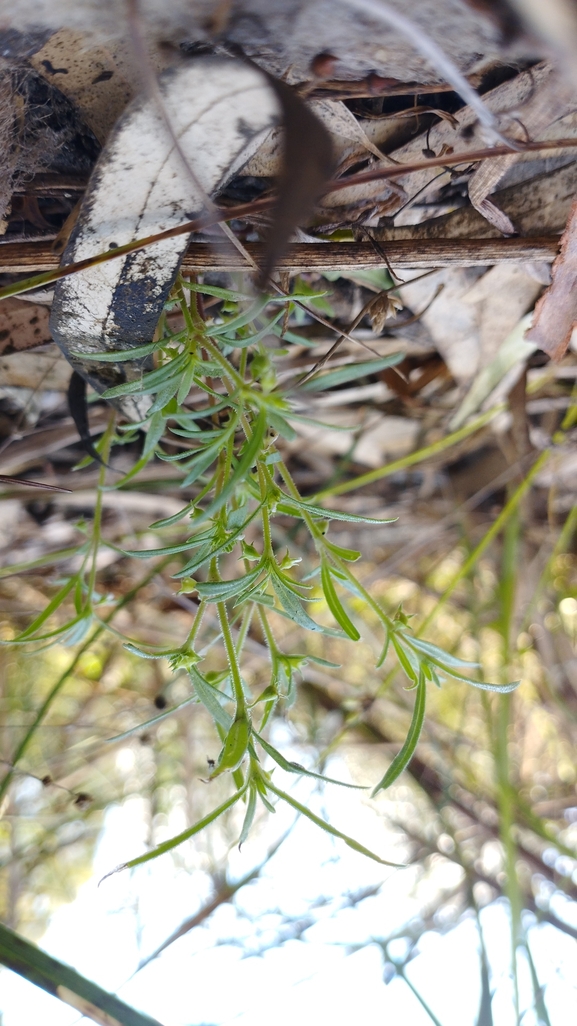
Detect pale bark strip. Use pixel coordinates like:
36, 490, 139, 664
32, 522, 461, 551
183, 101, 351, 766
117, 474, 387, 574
49, 57, 280, 416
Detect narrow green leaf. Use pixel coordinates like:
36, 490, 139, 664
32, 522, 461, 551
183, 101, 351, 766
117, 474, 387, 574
122, 642, 183, 658
209, 713, 251, 777
102, 351, 189, 398
71, 339, 165, 362
194, 568, 263, 602
266, 411, 298, 440
322, 538, 361, 562
271, 324, 318, 347
172, 505, 264, 578
103, 783, 249, 876
238, 782, 258, 847
321, 561, 360, 640
142, 410, 168, 458
177, 356, 199, 404
192, 409, 267, 526
439, 669, 521, 692
220, 311, 284, 348
169, 396, 234, 424
11, 577, 76, 641
207, 296, 269, 337
372, 674, 427, 795
180, 445, 222, 488
149, 502, 195, 529
376, 632, 390, 669
145, 386, 177, 415
406, 635, 480, 669
266, 780, 402, 866
189, 667, 233, 731
300, 354, 404, 391
121, 533, 211, 559
271, 573, 342, 635
181, 281, 252, 301
255, 731, 367, 788
391, 633, 420, 684
278, 496, 396, 525
0, 546, 87, 579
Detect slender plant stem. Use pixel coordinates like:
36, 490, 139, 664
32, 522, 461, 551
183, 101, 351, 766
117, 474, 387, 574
0, 555, 175, 804
418, 451, 549, 635
216, 596, 246, 715
314, 406, 504, 500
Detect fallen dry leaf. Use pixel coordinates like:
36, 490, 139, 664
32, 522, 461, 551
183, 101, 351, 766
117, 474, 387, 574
525, 198, 577, 360
255, 75, 335, 287
0, 299, 52, 355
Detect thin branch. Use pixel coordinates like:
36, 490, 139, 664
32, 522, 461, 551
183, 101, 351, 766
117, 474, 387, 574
0, 238, 560, 277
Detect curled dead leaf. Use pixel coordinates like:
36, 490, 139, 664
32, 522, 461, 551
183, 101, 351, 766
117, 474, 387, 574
525, 198, 577, 361
370, 292, 403, 333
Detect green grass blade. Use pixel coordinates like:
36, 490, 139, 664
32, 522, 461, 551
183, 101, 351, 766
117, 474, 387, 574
0, 546, 87, 579
314, 406, 504, 500
9, 577, 77, 641
0, 922, 163, 1026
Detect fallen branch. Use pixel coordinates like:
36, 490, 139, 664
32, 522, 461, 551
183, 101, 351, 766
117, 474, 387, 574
0, 238, 561, 276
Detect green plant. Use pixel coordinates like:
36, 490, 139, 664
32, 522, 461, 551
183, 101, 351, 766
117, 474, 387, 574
1, 276, 519, 872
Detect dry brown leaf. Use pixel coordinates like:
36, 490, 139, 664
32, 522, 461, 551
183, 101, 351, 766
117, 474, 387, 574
0, 345, 70, 391
525, 198, 577, 360
467, 63, 577, 232
255, 75, 335, 286
384, 62, 566, 215
29, 28, 172, 144
0, 299, 52, 355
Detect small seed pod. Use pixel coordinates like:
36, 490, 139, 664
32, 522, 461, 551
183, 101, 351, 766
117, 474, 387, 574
209, 714, 251, 779
310, 52, 338, 79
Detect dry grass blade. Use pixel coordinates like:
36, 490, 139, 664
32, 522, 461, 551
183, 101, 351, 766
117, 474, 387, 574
0, 476, 71, 492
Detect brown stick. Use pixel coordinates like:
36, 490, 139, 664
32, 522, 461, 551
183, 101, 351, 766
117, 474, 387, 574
0, 237, 560, 275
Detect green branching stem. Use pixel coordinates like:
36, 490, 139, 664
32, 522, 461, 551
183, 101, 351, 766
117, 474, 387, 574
216, 595, 247, 715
